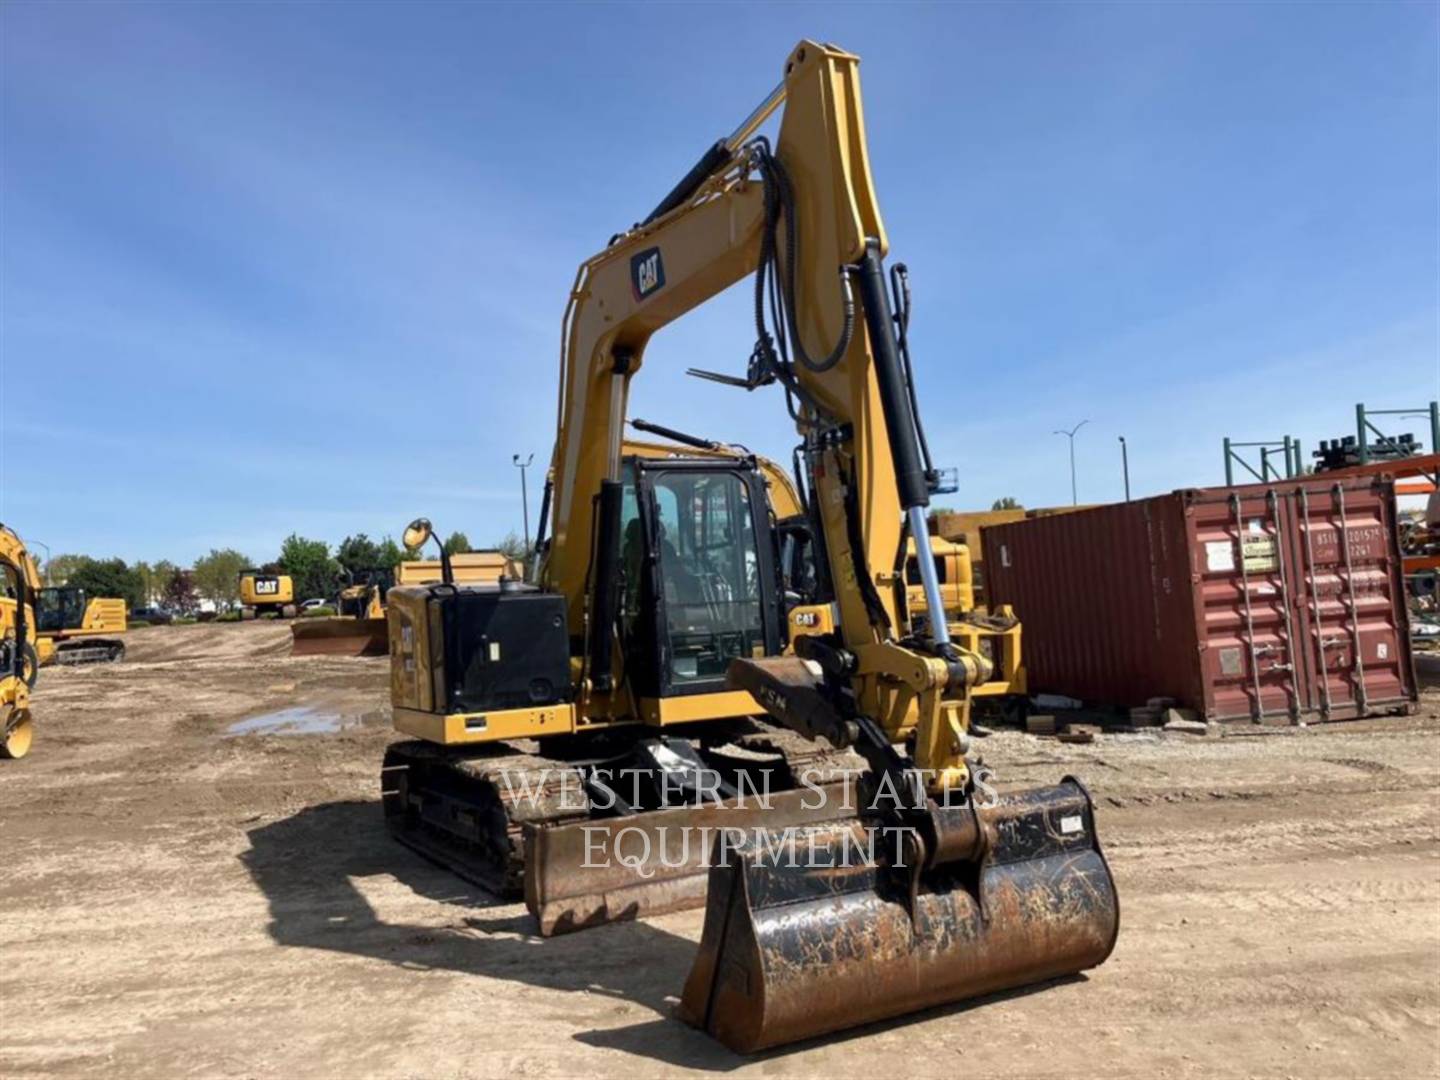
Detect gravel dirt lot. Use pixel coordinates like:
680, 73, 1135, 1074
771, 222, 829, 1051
3, 622, 1437, 1078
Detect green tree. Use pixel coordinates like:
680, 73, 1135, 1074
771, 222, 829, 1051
336, 534, 383, 577
133, 561, 154, 605
151, 560, 178, 604
67, 557, 145, 610
42, 553, 85, 587
192, 548, 250, 611
991, 497, 1023, 511
278, 534, 342, 602
492, 531, 533, 566
442, 531, 472, 556
376, 536, 406, 569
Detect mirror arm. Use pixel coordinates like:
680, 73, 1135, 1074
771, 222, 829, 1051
434, 537, 453, 586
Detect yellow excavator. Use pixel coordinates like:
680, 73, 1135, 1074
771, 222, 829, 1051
381, 41, 1116, 1052
238, 571, 297, 619
1, 524, 39, 758
34, 587, 127, 665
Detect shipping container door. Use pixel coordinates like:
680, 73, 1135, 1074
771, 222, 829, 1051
1190, 490, 1303, 722
1289, 481, 1412, 720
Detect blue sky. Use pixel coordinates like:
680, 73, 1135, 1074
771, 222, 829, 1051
1, 2, 1436, 566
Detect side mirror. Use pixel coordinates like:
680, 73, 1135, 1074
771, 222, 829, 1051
403, 516, 453, 587
403, 518, 433, 551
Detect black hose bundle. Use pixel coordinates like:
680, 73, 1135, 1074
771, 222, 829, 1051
745, 139, 857, 421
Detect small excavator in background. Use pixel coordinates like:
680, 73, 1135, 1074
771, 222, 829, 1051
34, 586, 127, 665
1, 524, 40, 757
238, 571, 297, 620
380, 40, 1115, 1052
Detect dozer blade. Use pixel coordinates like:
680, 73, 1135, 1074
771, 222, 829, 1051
525, 781, 858, 936
679, 778, 1119, 1053
290, 617, 389, 657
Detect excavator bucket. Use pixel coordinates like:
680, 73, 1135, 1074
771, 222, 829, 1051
679, 778, 1119, 1052
290, 617, 389, 657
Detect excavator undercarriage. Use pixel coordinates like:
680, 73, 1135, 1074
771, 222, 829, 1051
383, 723, 863, 932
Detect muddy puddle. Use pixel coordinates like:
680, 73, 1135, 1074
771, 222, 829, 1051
225, 705, 385, 737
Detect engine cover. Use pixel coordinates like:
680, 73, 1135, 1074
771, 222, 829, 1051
389, 583, 571, 715
441, 585, 571, 712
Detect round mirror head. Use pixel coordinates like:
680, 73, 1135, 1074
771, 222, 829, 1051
403, 518, 433, 551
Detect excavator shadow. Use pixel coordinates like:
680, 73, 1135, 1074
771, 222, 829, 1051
240, 799, 742, 1069
575, 976, 1089, 1067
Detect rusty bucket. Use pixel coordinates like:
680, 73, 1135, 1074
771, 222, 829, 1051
679, 778, 1119, 1052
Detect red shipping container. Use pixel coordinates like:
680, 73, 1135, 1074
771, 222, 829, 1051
982, 476, 1417, 723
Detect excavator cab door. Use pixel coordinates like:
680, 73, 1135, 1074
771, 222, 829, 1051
618, 458, 785, 699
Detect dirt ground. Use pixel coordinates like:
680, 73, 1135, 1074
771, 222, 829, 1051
3, 622, 1437, 1078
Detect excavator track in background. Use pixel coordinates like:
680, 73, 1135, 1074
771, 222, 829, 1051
381, 723, 864, 925
52, 641, 125, 665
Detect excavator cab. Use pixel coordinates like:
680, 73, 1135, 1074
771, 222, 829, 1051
617, 457, 784, 696
34, 586, 88, 635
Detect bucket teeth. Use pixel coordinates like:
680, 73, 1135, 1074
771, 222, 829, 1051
679, 779, 1119, 1053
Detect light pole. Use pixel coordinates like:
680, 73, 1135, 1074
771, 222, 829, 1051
512, 453, 533, 558
30, 539, 51, 583
1118, 435, 1131, 502
1053, 420, 1090, 506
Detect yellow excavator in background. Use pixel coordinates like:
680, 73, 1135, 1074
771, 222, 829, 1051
381, 40, 1115, 1052
34, 587, 127, 665
1, 524, 40, 758
238, 571, 297, 620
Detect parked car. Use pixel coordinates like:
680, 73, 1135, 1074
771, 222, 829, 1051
300, 598, 329, 611
130, 607, 174, 625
